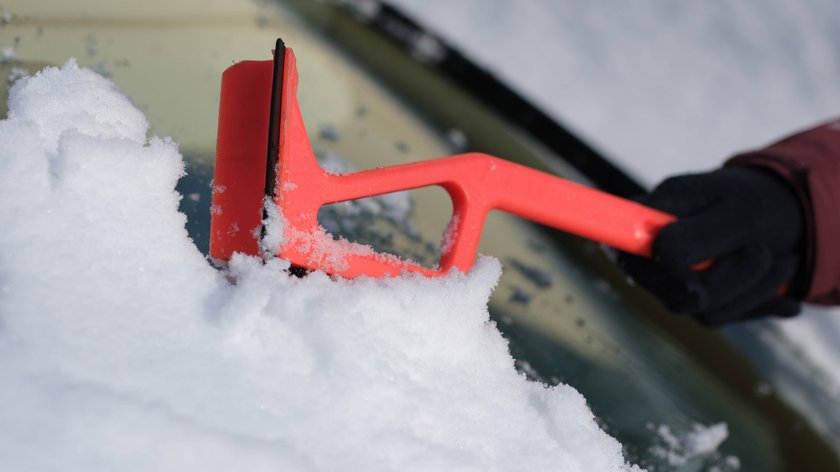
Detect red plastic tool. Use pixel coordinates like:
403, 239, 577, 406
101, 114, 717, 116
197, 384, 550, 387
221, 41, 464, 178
210, 39, 678, 278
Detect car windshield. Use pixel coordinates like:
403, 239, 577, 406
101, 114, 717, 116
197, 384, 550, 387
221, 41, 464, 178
3, 0, 838, 470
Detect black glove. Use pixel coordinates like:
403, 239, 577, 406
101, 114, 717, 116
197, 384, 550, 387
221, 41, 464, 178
618, 166, 806, 326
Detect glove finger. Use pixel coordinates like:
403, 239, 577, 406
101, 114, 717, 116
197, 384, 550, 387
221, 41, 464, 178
699, 297, 801, 327
739, 297, 801, 322
618, 253, 703, 313
641, 174, 720, 216
695, 244, 774, 311
653, 203, 762, 272
693, 256, 799, 327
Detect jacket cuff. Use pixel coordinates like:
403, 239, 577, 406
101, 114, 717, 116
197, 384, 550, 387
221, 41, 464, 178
724, 119, 840, 303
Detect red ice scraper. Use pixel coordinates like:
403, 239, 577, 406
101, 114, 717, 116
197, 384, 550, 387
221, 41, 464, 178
210, 39, 680, 278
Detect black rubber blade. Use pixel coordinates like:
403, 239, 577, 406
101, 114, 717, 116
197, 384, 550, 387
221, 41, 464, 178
265, 38, 286, 199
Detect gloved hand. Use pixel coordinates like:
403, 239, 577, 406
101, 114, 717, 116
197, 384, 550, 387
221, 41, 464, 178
618, 166, 806, 326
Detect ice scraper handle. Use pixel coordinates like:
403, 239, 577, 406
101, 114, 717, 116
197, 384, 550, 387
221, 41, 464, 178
474, 156, 674, 257
313, 152, 681, 275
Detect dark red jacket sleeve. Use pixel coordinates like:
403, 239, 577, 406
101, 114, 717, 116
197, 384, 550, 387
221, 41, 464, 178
725, 119, 840, 305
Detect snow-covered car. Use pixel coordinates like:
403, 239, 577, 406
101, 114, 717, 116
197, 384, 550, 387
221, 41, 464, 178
2, 0, 838, 470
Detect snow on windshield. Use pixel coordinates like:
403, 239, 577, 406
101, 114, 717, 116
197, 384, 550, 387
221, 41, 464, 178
0, 61, 643, 471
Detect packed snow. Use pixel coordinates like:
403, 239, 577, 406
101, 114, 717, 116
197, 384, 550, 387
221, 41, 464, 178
0, 61, 643, 470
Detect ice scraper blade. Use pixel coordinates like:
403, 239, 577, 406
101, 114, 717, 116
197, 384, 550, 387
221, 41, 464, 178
210, 39, 678, 278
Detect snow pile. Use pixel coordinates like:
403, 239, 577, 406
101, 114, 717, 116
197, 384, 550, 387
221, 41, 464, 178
0, 62, 641, 471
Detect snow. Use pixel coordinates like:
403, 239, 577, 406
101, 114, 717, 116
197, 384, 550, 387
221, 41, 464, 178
259, 197, 286, 258
0, 61, 642, 471
682, 423, 729, 457
1, 45, 15, 61
649, 423, 737, 469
